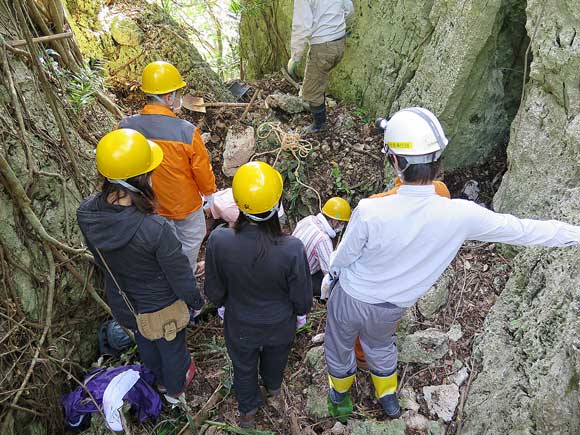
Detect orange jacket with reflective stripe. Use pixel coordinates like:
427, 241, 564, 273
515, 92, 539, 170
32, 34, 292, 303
369, 178, 451, 199
119, 105, 217, 220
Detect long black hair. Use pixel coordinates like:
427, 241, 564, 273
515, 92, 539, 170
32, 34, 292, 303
233, 209, 284, 264
100, 172, 156, 215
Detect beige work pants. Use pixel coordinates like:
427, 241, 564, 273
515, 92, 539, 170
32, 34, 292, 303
302, 37, 346, 107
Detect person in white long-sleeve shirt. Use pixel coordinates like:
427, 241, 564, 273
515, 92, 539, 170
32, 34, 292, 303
323, 107, 580, 420
292, 197, 351, 297
287, 0, 354, 133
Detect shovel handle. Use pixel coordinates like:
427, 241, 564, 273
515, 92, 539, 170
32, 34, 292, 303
201, 102, 250, 108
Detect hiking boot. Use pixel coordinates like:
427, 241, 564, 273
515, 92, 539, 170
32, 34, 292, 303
239, 407, 258, 429
378, 393, 401, 418
156, 384, 167, 394
163, 360, 196, 404
164, 392, 185, 405
327, 392, 353, 421
304, 104, 327, 134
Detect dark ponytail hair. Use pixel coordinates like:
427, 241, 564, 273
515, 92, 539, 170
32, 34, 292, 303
234, 209, 284, 264
100, 172, 157, 215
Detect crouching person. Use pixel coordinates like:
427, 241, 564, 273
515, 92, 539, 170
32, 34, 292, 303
204, 162, 313, 429
324, 107, 580, 419
77, 129, 204, 404
292, 197, 351, 297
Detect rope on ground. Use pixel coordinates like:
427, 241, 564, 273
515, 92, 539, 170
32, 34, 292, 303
254, 122, 323, 211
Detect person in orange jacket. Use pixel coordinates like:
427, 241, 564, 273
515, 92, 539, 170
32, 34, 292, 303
353, 177, 451, 369
119, 61, 217, 273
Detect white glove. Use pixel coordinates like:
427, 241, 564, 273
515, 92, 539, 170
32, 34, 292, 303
320, 274, 334, 300
296, 315, 307, 329
217, 306, 225, 320
203, 194, 215, 210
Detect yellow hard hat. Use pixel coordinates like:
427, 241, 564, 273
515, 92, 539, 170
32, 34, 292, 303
322, 197, 351, 221
232, 161, 283, 215
96, 129, 164, 180
140, 61, 186, 95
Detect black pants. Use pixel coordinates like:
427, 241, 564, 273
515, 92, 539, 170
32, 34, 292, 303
224, 317, 295, 413
311, 270, 324, 298
134, 329, 191, 395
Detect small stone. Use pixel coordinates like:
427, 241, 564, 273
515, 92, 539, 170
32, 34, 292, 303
264, 93, 308, 113
399, 387, 420, 412
110, 15, 143, 46
452, 359, 464, 370
327, 98, 337, 109
451, 367, 469, 387
423, 384, 460, 422
397, 309, 418, 336
399, 328, 449, 364
336, 114, 356, 130
447, 323, 463, 342
330, 421, 346, 434
305, 346, 325, 371
347, 419, 406, 435
201, 132, 211, 143
311, 333, 325, 344
401, 410, 430, 431
322, 143, 331, 153
222, 126, 256, 177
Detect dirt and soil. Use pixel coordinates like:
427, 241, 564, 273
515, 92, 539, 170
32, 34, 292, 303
85, 74, 512, 434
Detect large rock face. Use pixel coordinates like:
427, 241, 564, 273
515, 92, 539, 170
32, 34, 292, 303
239, 0, 528, 169
463, 1, 580, 433
64, 0, 232, 100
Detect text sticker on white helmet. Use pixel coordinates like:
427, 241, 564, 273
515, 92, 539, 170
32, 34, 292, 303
388, 141, 413, 149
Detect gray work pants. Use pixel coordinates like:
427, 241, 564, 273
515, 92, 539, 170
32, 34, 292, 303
166, 208, 206, 272
325, 283, 406, 377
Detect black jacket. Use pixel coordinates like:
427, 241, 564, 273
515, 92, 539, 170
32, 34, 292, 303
204, 224, 312, 326
77, 194, 204, 329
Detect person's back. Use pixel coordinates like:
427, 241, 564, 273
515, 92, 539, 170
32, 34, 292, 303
206, 224, 311, 325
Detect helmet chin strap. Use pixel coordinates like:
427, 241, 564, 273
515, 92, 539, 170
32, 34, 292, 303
108, 179, 143, 194
243, 203, 280, 222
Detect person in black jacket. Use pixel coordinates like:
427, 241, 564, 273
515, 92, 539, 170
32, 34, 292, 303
205, 161, 312, 429
77, 129, 204, 404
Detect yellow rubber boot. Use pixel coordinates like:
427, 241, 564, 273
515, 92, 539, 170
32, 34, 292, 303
328, 373, 355, 420
371, 372, 400, 418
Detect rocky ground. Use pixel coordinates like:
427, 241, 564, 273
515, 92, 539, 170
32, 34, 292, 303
82, 74, 513, 435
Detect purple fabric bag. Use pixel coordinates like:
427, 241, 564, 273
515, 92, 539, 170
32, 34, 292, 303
62, 364, 161, 429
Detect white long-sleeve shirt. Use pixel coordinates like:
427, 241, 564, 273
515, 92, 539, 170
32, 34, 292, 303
293, 213, 335, 274
291, 0, 354, 61
330, 184, 580, 307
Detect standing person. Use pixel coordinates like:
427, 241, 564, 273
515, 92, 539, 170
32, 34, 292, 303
77, 129, 204, 404
292, 197, 351, 297
324, 107, 580, 419
288, 0, 354, 133
204, 162, 313, 429
119, 61, 217, 273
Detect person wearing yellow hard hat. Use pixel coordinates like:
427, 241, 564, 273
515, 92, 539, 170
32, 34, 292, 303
292, 197, 351, 298
119, 61, 217, 275
204, 162, 312, 429
77, 129, 204, 405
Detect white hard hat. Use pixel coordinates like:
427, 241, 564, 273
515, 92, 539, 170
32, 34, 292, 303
378, 107, 448, 164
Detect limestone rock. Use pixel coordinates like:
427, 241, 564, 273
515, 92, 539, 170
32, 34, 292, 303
264, 93, 308, 114
110, 15, 143, 46
401, 411, 445, 434
346, 419, 406, 435
330, 421, 346, 434
423, 384, 460, 423
450, 367, 469, 387
399, 387, 420, 412
305, 346, 325, 371
418, 269, 453, 319
397, 307, 418, 336
305, 385, 329, 419
462, 1, 580, 433
399, 328, 449, 364
311, 333, 325, 345
447, 323, 463, 342
222, 126, 255, 177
